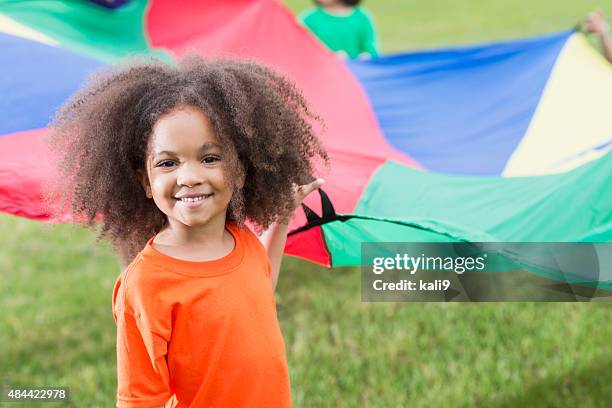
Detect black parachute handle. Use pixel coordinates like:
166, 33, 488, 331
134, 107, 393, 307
288, 188, 344, 236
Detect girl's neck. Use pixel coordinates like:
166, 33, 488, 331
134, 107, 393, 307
152, 217, 235, 263
157, 214, 229, 248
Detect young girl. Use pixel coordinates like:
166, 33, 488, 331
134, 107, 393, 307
299, 0, 379, 58
46, 55, 327, 407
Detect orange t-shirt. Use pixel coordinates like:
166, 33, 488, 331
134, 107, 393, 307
112, 223, 291, 408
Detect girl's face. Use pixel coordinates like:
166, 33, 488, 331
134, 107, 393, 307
140, 106, 235, 231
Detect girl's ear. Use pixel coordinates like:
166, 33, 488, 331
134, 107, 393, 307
136, 169, 153, 199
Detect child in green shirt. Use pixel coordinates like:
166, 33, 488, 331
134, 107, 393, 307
299, 0, 379, 58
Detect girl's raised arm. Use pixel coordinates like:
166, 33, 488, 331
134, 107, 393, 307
260, 179, 324, 290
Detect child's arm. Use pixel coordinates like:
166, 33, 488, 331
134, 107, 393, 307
584, 11, 612, 63
362, 10, 379, 58
260, 179, 324, 290
259, 221, 290, 290
602, 33, 612, 63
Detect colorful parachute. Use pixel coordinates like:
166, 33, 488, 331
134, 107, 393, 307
1, 0, 611, 269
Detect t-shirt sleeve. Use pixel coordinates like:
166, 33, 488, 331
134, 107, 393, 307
297, 8, 315, 26
361, 10, 379, 57
115, 309, 172, 408
113, 271, 173, 408
266, 257, 273, 279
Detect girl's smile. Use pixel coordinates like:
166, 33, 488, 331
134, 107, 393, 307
174, 193, 214, 208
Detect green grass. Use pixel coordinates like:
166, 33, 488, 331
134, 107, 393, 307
2, 1, 612, 406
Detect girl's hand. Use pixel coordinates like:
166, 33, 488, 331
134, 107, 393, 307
291, 178, 325, 213
584, 11, 609, 36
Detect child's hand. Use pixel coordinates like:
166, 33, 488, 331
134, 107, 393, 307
584, 11, 609, 36
291, 178, 325, 212
335, 50, 349, 60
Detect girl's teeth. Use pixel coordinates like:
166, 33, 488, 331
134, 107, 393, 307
181, 195, 207, 202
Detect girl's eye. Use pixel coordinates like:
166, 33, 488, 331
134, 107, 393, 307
202, 156, 220, 164
157, 160, 175, 168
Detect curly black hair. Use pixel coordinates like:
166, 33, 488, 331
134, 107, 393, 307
46, 54, 328, 262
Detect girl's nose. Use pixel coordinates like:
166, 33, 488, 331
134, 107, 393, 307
176, 162, 205, 187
